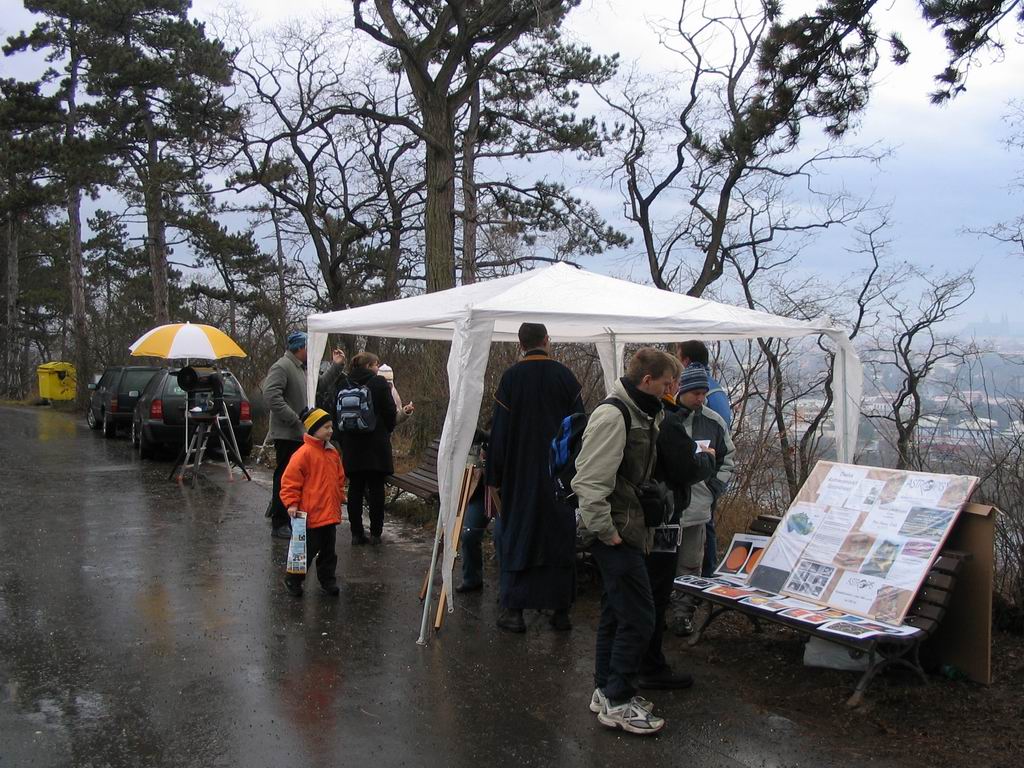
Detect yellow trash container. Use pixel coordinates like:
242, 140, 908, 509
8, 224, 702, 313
36, 362, 77, 401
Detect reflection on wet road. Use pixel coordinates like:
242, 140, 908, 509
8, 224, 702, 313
0, 406, 890, 767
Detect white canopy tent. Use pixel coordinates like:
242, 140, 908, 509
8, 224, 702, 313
305, 263, 862, 641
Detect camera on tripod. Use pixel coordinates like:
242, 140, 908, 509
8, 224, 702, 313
176, 366, 225, 417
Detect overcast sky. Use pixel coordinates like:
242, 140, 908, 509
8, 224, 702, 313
3, 0, 1022, 327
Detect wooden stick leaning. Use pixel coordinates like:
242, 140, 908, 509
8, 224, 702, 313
433, 462, 476, 630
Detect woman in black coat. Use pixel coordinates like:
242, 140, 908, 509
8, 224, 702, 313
339, 352, 399, 545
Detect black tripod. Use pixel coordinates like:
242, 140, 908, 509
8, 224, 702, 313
169, 388, 251, 487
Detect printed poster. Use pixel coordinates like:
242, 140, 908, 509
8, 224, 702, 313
286, 513, 307, 575
745, 461, 977, 624
815, 464, 870, 507
782, 559, 836, 600
714, 534, 769, 583
748, 503, 827, 593
829, 572, 886, 614
739, 595, 791, 612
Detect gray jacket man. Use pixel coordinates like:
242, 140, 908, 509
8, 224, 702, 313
571, 348, 680, 736
574, 378, 664, 554
264, 349, 308, 442
263, 332, 309, 537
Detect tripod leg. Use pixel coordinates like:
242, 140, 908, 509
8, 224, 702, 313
219, 403, 251, 481
193, 424, 211, 488
172, 426, 201, 483
215, 427, 233, 482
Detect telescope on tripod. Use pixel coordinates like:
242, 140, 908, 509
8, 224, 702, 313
168, 365, 251, 486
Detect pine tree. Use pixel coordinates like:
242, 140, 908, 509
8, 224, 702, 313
352, 0, 594, 292
5, 0, 115, 404
82, 0, 236, 324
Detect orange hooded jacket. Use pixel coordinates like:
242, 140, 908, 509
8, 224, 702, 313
279, 434, 346, 529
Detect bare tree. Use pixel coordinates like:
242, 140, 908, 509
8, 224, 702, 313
230, 20, 424, 316
599, 0, 878, 298
866, 268, 976, 469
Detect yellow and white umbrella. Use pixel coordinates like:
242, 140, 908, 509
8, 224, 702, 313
129, 322, 247, 360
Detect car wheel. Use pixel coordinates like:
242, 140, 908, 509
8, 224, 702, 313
139, 426, 155, 460
102, 412, 116, 439
87, 407, 100, 430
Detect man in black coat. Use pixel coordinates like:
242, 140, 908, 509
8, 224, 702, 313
486, 323, 584, 633
639, 395, 716, 689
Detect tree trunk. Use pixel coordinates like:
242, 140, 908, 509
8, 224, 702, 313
68, 184, 91, 405
762, 339, 799, 499
143, 120, 170, 325
460, 82, 480, 285
270, 204, 287, 342
423, 104, 456, 293
5, 216, 21, 397
66, 43, 92, 407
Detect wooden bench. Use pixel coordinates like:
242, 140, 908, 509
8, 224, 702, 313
676, 513, 971, 707
386, 438, 441, 504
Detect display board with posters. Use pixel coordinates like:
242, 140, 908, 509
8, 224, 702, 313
748, 462, 978, 624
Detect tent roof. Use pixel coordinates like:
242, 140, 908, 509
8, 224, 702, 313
307, 262, 846, 342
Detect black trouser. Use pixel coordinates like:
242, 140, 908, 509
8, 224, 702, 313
642, 548, 681, 675
591, 541, 656, 704
270, 439, 303, 529
284, 524, 338, 588
348, 471, 387, 538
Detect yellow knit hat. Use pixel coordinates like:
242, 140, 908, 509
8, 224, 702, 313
303, 407, 332, 434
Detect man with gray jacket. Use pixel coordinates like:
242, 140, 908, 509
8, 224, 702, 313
263, 331, 310, 539
671, 363, 735, 635
572, 347, 680, 736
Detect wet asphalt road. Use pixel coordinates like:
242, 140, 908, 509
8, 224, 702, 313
0, 405, 897, 768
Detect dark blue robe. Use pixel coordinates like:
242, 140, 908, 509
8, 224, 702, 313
486, 352, 584, 611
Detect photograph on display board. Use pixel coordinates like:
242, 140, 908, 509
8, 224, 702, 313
704, 584, 762, 600
714, 534, 769, 583
746, 461, 978, 624
833, 531, 875, 570
674, 575, 722, 590
739, 595, 791, 612
859, 538, 903, 579
779, 608, 833, 625
782, 559, 836, 600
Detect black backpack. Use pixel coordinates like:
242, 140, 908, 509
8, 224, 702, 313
550, 398, 631, 508
335, 376, 376, 433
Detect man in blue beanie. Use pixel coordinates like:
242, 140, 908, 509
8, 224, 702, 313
263, 330, 310, 538
670, 361, 735, 636
677, 341, 733, 578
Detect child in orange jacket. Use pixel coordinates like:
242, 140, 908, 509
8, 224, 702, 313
280, 408, 347, 597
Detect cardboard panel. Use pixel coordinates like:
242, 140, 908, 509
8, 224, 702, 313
928, 503, 995, 685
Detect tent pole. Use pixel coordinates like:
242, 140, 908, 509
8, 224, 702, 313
417, 506, 445, 645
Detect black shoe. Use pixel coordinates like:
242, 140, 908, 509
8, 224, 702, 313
272, 525, 293, 540
638, 668, 695, 690
283, 578, 303, 597
320, 582, 340, 596
351, 533, 369, 545
369, 534, 382, 546
455, 581, 483, 594
549, 609, 572, 631
496, 608, 526, 634
673, 616, 694, 637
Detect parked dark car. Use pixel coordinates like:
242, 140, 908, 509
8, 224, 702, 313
131, 367, 253, 460
87, 366, 163, 438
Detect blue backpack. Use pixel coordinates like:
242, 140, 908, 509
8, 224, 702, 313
550, 398, 631, 507
335, 377, 376, 433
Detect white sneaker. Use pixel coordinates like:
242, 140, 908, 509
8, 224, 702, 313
589, 688, 654, 714
597, 698, 666, 735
